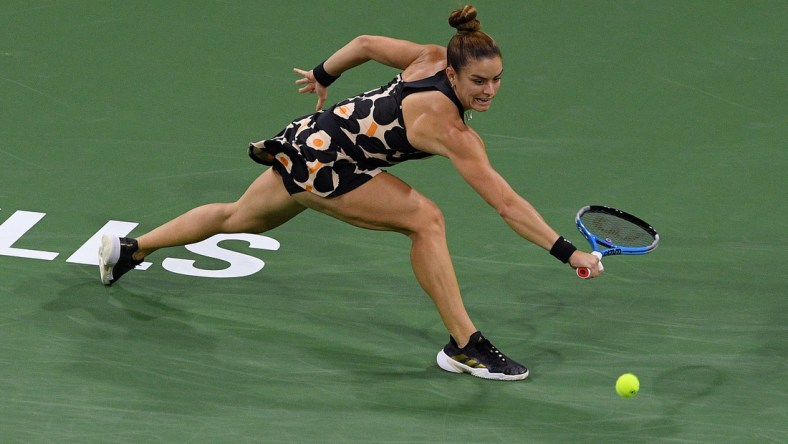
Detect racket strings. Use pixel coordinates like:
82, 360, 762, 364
580, 213, 655, 247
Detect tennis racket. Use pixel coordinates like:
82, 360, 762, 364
575, 205, 660, 278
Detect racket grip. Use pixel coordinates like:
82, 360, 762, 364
577, 251, 604, 279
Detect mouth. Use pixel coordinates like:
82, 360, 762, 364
474, 97, 493, 106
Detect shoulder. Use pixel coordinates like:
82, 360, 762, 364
402, 45, 447, 82
403, 93, 482, 158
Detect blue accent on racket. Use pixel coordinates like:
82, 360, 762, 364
575, 205, 659, 278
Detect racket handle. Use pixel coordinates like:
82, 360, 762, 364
577, 251, 604, 279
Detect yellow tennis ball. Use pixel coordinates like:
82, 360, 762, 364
616, 373, 640, 398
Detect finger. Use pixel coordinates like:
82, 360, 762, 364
293, 68, 308, 76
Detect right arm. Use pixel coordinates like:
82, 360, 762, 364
294, 35, 445, 110
404, 95, 603, 276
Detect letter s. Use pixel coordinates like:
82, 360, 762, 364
161, 234, 280, 278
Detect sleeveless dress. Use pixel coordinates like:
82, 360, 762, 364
249, 70, 465, 198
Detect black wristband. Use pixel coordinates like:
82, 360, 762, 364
549, 236, 577, 263
312, 61, 340, 87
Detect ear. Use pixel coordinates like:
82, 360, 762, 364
445, 66, 457, 85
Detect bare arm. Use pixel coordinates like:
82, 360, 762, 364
449, 130, 601, 273
445, 126, 561, 250
321, 35, 434, 73
405, 96, 602, 274
294, 35, 444, 110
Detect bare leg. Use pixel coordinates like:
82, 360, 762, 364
292, 173, 477, 347
134, 168, 305, 260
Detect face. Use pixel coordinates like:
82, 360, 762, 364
447, 56, 503, 112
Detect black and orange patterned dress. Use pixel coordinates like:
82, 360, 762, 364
249, 70, 465, 198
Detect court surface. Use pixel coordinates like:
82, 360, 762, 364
1, 1, 785, 442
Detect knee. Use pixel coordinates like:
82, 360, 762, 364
221, 202, 261, 233
407, 197, 446, 238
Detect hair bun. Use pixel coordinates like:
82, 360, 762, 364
449, 5, 481, 33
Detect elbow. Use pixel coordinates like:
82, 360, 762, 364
345, 35, 379, 63
495, 199, 517, 222
494, 189, 526, 224
352, 35, 376, 53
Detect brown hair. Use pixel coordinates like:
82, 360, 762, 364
447, 5, 501, 72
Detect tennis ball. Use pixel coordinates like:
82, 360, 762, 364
616, 373, 640, 398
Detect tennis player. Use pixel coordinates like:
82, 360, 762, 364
99, 5, 602, 381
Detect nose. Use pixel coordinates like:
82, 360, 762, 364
483, 81, 495, 96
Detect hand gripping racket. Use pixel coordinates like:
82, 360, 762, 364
575, 205, 660, 278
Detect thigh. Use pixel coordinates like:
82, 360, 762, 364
291, 172, 436, 234
232, 168, 307, 232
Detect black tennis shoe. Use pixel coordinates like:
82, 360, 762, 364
99, 234, 143, 286
436, 331, 529, 381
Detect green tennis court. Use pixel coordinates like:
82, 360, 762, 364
1, 1, 785, 442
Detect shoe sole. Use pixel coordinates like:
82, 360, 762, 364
436, 350, 529, 381
98, 234, 120, 285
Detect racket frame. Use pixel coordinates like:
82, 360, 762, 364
575, 205, 659, 278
